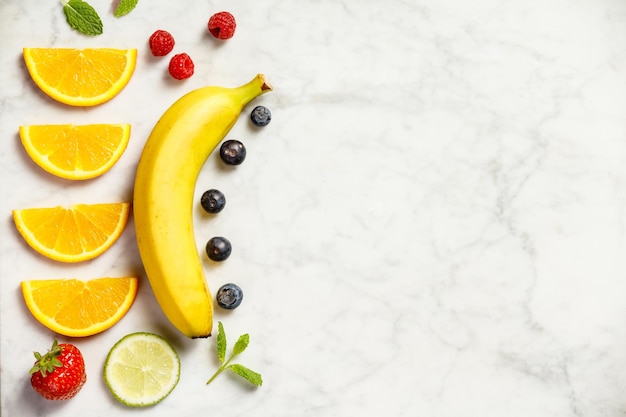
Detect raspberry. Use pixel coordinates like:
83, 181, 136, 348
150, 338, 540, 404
168, 53, 194, 80
208, 11, 236, 40
148, 30, 175, 56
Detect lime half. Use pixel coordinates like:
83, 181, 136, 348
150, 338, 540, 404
104, 332, 180, 407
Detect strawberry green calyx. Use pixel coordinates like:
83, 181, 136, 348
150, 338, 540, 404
30, 339, 63, 377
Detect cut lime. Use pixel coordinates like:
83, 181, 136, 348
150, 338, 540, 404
103, 332, 180, 407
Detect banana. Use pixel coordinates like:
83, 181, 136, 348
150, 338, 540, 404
133, 74, 272, 338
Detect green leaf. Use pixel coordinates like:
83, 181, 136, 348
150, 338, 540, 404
228, 364, 263, 386
207, 323, 262, 387
28, 364, 40, 375
114, 0, 139, 17
63, 0, 103, 36
232, 334, 249, 355
216, 322, 226, 364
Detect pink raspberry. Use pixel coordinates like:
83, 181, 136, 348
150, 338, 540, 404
168, 53, 194, 80
208, 11, 236, 40
148, 30, 175, 56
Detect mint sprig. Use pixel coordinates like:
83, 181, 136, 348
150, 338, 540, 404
62, 0, 103, 36
114, 0, 139, 17
206, 322, 263, 386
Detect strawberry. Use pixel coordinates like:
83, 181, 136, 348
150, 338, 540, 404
30, 339, 87, 400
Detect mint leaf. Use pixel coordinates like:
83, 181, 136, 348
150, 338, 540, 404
206, 323, 262, 387
232, 334, 249, 355
228, 364, 263, 386
63, 0, 103, 36
216, 322, 226, 364
114, 0, 139, 17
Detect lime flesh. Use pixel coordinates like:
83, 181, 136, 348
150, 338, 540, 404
104, 332, 180, 407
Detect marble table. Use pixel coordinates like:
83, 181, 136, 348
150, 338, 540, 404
2, 0, 626, 416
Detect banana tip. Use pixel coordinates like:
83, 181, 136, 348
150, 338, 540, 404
258, 73, 273, 92
191, 333, 211, 339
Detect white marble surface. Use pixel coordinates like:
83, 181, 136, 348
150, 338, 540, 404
2, 0, 626, 415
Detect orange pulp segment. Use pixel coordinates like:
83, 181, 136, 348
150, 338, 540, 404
13, 202, 130, 263
23, 48, 137, 106
19, 124, 131, 180
21, 277, 138, 337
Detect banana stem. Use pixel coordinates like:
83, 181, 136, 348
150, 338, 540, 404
233, 74, 273, 108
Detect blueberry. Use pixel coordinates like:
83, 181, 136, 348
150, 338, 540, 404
200, 189, 226, 213
205, 236, 231, 261
250, 105, 271, 127
219, 140, 246, 165
216, 283, 243, 309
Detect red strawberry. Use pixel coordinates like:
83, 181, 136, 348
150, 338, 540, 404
30, 340, 87, 400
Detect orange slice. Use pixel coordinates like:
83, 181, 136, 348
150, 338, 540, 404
13, 202, 130, 263
23, 48, 137, 106
19, 124, 131, 180
22, 277, 138, 337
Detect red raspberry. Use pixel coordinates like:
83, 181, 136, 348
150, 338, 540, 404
208, 11, 236, 40
148, 30, 175, 56
168, 53, 194, 80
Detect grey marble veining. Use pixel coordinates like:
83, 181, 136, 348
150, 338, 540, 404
2, 0, 626, 416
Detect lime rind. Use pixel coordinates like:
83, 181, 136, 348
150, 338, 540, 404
104, 332, 180, 407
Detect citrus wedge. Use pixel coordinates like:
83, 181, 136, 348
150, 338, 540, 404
13, 202, 130, 263
104, 332, 181, 407
23, 48, 137, 106
21, 277, 138, 337
19, 124, 131, 180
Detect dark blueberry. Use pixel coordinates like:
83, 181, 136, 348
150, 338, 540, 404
200, 189, 226, 213
219, 140, 246, 165
216, 283, 243, 309
250, 105, 271, 127
205, 236, 232, 261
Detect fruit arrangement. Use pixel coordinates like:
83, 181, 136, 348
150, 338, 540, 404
13, 6, 272, 407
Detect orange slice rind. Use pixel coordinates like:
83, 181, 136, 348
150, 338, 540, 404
19, 124, 131, 180
22, 277, 138, 337
23, 48, 137, 106
12, 202, 130, 263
